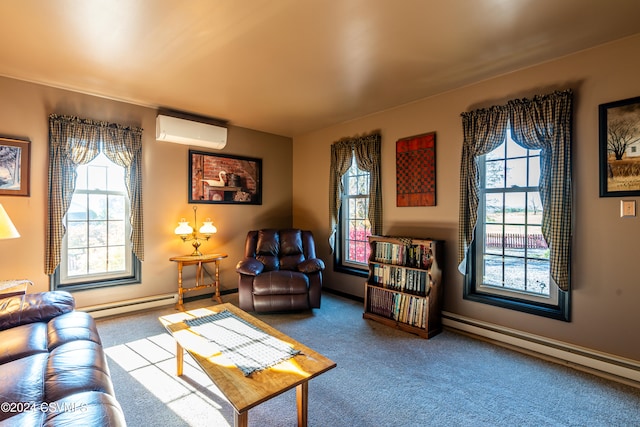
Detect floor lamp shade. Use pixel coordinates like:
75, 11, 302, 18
0, 204, 20, 239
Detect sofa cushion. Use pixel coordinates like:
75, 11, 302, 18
252, 271, 309, 295
46, 340, 115, 401
0, 322, 48, 364
47, 311, 102, 351
0, 353, 48, 421
0, 292, 75, 331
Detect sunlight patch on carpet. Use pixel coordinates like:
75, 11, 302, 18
105, 333, 231, 427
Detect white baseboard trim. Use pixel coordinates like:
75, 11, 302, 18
80, 293, 178, 319
442, 311, 640, 389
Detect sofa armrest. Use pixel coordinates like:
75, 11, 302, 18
298, 258, 325, 274
0, 291, 75, 330
236, 258, 265, 276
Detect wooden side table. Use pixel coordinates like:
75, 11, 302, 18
169, 253, 228, 310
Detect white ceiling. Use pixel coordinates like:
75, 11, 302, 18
2, 0, 640, 137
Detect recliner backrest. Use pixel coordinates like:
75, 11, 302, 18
246, 229, 310, 272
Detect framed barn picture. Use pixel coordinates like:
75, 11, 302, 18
189, 150, 262, 204
599, 96, 640, 197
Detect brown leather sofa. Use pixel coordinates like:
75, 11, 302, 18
236, 229, 325, 312
0, 291, 126, 426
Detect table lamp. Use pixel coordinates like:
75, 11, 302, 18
175, 206, 217, 256
0, 204, 20, 240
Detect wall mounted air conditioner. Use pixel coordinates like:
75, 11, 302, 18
156, 114, 227, 149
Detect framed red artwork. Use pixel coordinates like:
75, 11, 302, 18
396, 132, 436, 207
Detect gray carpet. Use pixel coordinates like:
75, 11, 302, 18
96, 292, 640, 427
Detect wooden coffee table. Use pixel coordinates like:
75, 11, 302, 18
160, 303, 336, 427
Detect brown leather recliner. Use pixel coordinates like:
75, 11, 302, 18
236, 229, 325, 312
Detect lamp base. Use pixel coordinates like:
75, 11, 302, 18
191, 240, 203, 256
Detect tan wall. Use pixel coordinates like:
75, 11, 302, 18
0, 77, 293, 308
293, 34, 640, 361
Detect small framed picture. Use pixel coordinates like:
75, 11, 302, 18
599, 96, 640, 197
0, 137, 30, 197
189, 150, 262, 204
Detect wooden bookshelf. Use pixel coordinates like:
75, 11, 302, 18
363, 235, 443, 339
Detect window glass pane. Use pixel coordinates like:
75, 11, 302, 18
108, 246, 126, 272
89, 194, 107, 220
89, 220, 107, 247
347, 176, 357, 195
485, 193, 503, 223
108, 220, 125, 244
528, 156, 541, 185
87, 165, 107, 191
484, 224, 503, 255
506, 158, 527, 187
506, 136, 527, 158
527, 193, 543, 225
68, 248, 87, 276
527, 259, 550, 293
88, 247, 108, 273
486, 141, 505, 160
483, 255, 503, 286
108, 195, 126, 220
67, 222, 87, 249
505, 192, 526, 224
504, 225, 526, 257
75, 167, 88, 190
68, 194, 88, 220
358, 175, 369, 195
485, 159, 505, 188
504, 257, 525, 290
107, 165, 125, 191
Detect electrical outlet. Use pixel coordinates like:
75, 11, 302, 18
620, 200, 636, 217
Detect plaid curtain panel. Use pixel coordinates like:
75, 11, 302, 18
46, 114, 144, 275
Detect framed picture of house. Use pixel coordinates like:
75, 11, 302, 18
0, 137, 30, 197
599, 96, 640, 197
188, 150, 262, 204
396, 132, 436, 206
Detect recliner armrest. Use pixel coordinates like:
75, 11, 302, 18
236, 258, 265, 276
298, 258, 325, 274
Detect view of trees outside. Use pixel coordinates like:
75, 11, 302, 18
344, 158, 371, 265
606, 102, 640, 192
65, 154, 127, 277
481, 136, 550, 296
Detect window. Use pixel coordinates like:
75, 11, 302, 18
336, 156, 371, 274
459, 91, 572, 321
47, 114, 143, 291
58, 153, 138, 288
465, 126, 568, 320
329, 132, 382, 277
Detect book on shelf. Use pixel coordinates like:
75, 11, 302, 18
373, 240, 433, 269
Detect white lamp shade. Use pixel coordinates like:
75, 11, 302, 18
0, 204, 20, 240
174, 219, 194, 235
199, 219, 217, 235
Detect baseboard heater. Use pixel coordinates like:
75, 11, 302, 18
80, 293, 178, 319
442, 311, 640, 389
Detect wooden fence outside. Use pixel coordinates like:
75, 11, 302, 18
485, 233, 547, 249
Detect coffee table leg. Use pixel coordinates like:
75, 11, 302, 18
176, 341, 184, 376
296, 382, 308, 427
234, 410, 248, 427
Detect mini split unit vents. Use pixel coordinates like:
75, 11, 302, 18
156, 114, 228, 149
